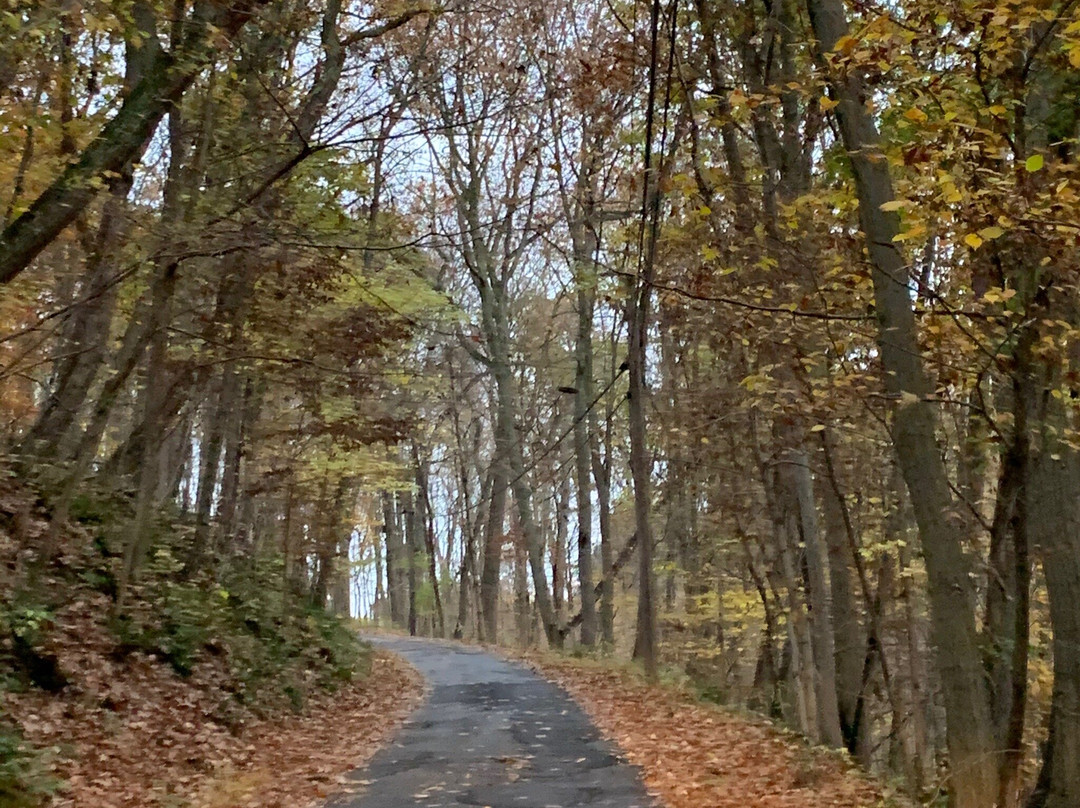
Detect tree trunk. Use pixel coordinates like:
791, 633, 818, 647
0, 0, 266, 284
416, 450, 445, 638
403, 489, 419, 636
1026, 433, 1080, 808
591, 408, 616, 646
817, 453, 866, 751
781, 445, 844, 748
572, 252, 599, 647
553, 472, 569, 629
382, 491, 407, 629
804, 2, 998, 802
480, 445, 508, 644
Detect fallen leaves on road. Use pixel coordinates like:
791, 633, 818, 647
524, 655, 900, 808
5, 623, 424, 808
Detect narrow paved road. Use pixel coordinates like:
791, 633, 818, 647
331, 636, 655, 808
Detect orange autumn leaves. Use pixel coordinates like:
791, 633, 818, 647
5, 631, 423, 808
529, 657, 899, 808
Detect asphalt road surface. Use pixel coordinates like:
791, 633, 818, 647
330, 636, 655, 808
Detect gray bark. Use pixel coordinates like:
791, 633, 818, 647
0, 0, 266, 283
804, 2, 998, 802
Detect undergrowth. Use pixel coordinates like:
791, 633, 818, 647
0, 479, 368, 804
0, 723, 61, 808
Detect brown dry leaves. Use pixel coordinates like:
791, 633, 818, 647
526, 656, 894, 808
4, 603, 424, 808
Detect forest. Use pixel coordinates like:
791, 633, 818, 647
1, 0, 1079, 807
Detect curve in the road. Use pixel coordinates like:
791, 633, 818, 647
330, 636, 656, 808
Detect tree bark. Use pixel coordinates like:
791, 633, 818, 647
0, 0, 265, 284
480, 445, 508, 643
573, 278, 599, 647
382, 491, 407, 628
1027, 447, 1080, 808
804, 2, 998, 802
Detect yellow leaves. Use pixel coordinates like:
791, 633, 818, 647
892, 222, 926, 242
965, 226, 1005, 250
903, 107, 928, 124
879, 198, 913, 212
983, 287, 1017, 304
833, 34, 859, 56
809, 424, 826, 433
739, 373, 772, 393
701, 245, 720, 262
819, 95, 839, 111
1025, 154, 1044, 172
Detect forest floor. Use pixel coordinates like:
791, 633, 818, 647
514, 651, 904, 808
4, 617, 423, 807
0, 473, 430, 808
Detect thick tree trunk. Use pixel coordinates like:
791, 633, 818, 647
0, 0, 266, 284
1026, 433, 1080, 808
804, 2, 997, 802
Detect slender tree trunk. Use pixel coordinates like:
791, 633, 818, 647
782, 445, 844, 748
573, 282, 598, 646
553, 472, 569, 629
403, 489, 419, 637
382, 491, 406, 628
491, 349, 560, 646
591, 363, 616, 646
817, 455, 865, 751
115, 260, 178, 609
985, 357, 1034, 808
513, 521, 530, 648
480, 445, 508, 644
416, 450, 445, 638
627, 253, 657, 677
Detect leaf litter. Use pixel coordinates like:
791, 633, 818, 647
4, 618, 424, 808
520, 655, 905, 808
